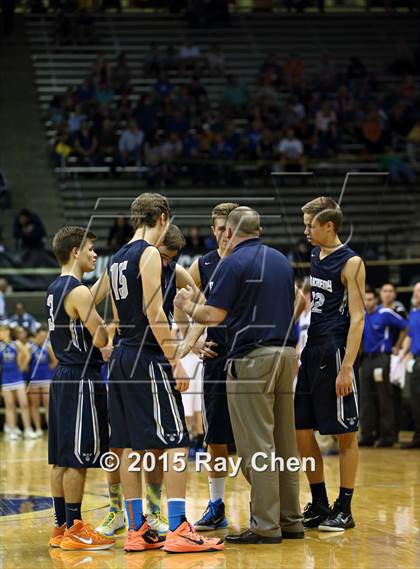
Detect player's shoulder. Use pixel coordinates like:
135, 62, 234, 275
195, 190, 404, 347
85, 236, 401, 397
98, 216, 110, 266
66, 283, 92, 305
199, 249, 219, 266
310, 246, 320, 261
114, 239, 150, 260
139, 243, 160, 266
342, 252, 364, 273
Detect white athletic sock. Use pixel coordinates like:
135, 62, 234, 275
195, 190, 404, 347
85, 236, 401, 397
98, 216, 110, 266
209, 477, 226, 503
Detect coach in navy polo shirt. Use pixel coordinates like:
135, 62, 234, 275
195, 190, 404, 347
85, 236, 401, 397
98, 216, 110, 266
175, 206, 303, 544
401, 281, 420, 449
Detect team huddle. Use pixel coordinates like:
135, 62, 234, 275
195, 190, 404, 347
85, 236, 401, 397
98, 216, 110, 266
44, 192, 366, 554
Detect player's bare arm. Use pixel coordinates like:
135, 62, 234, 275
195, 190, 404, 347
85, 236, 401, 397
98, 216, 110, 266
65, 285, 108, 348
294, 284, 307, 322
182, 257, 220, 356
101, 320, 117, 362
188, 258, 202, 289
140, 247, 189, 392
174, 264, 204, 338
47, 344, 58, 368
336, 256, 366, 397
175, 264, 215, 357
174, 285, 227, 327
90, 270, 110, 305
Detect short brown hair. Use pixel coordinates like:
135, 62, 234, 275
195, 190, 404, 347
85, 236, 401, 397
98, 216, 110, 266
211, 202, 239, 226
163, 224, 186, 252
301, 196, 342, 232
365, 285, 378, 297
131, 192, 170, 230
52, 226, 96, 266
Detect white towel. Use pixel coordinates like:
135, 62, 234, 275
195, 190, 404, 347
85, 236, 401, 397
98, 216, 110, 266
390, 353, 406, 389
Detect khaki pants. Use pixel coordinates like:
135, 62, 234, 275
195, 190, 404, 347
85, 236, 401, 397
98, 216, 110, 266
227, 346, 303, 538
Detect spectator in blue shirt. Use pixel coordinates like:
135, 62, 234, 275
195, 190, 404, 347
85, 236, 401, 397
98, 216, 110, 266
360, 287, 407, 447
400, 282, 420, 449
175, 206, 303, 545
9, 302, 40, 335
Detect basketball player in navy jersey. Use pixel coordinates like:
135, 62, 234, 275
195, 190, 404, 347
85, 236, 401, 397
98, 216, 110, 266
92, 193, 223, 554
94, 224, 204, 540
294, 197, 366, 531
46, 226, 114, 551
179, 202, 238, 531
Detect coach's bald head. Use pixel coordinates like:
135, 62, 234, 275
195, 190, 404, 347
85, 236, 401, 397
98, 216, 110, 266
226, 206, 261, 239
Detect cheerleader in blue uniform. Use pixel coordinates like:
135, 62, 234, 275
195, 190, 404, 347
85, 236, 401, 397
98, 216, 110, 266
28, 326, 58, 437
0, 324, 36, 440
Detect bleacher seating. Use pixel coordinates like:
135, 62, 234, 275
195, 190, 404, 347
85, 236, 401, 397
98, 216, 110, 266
26, 12, 420, 254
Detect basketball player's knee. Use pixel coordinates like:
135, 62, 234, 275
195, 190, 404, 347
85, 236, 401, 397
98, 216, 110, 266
338, 432, 357, 452
208, 443, 228, 458
296, 429, 315, 448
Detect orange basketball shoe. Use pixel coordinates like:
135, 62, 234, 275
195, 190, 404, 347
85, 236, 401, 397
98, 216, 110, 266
49, 523, 67, 547
124, 519, 165, 552
60, 520, 115, 551
163, 521, 224, 554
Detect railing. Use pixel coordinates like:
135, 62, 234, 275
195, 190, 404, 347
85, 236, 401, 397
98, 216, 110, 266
1, 255, 419, 284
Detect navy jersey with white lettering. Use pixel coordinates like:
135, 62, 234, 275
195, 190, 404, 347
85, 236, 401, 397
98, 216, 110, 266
198, 250, 228, 352
109, 239, 163, 351
307, 245, 359, 346
46, 275, 102, 367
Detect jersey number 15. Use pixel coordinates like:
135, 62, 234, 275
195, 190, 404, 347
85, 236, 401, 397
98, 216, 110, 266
110, 261, 129, 300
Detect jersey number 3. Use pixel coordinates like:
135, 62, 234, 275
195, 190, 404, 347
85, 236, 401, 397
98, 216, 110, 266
311, 291, 325, 314
110, 261, 129, 300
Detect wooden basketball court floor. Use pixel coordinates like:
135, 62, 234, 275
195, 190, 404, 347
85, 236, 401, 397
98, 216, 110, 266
0, 436, 418, 569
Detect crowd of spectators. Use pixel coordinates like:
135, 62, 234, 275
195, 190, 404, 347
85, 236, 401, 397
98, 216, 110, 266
49, 37, 420, 186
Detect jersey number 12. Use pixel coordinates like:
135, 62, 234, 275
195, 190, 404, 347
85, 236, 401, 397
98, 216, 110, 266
311, 291, 325, 314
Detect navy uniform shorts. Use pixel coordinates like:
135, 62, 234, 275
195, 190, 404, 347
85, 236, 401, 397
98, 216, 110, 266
202, 354, 234, 445
48, 365, 109, 468
294, 343, 360, 435
109, 345, 189, 450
